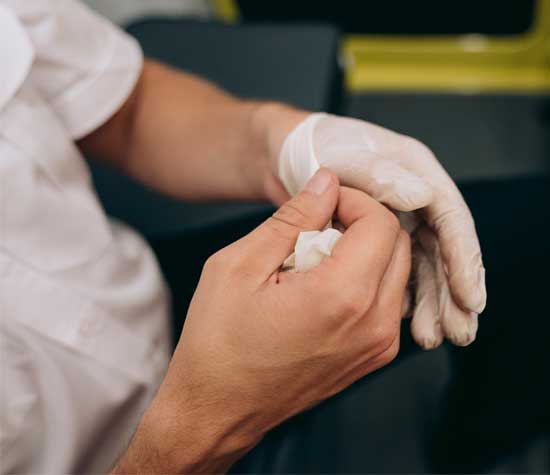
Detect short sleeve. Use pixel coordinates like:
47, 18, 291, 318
0, 0, 143, 139
0, 6, 34, 112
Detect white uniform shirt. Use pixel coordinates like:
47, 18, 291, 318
0, 1, 171, 473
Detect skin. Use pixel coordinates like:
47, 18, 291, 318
111, 173, 410, 473
81, 59, 486, 353
78, 60, 411, 473
78, 59, 303, 204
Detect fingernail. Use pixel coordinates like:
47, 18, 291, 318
305, 168, 333, 195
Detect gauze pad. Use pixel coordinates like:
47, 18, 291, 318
278, 114, 343, 272
282, 228, 343, 272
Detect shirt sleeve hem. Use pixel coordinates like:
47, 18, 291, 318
52, 32, 144, 141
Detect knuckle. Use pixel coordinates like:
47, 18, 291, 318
338, 300, 363, 318
368, 204, 400, 240
203, 251, 219, 270
311, 274, 395, 326
334, 285, 370, 317
363, 286, 379, 310
203, 247, 239, 274
360, 331, 400, 375
203, 250, 225, 273
380, 207, 401, 235
371, 321, 399, 355
378, 341, 399, 367
271, 201, 309, 232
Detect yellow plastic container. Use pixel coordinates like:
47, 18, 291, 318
343, 0, 550, 93
213, 0, 550, 94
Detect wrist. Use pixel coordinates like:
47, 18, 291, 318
112, 386, 262, 474
250, 101, 310, 176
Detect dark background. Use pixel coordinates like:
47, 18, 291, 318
237, 0, 536, 35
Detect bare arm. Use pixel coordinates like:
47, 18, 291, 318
78, 59, 307, 202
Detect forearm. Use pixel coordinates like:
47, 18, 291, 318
111, 387, 262, 474
80, 59, 307, 202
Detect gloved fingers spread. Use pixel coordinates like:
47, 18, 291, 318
424, 199, 486, 314
410, 239, 444, 350
417, 226, 478, 347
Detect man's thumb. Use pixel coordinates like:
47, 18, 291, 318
238, 168, 339, 277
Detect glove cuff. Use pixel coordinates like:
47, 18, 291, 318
278, 112, 330, 196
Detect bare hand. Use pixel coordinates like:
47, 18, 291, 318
113, 169, 410, 474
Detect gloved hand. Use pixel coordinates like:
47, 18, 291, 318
276, 113, 486, 349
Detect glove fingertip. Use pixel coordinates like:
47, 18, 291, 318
451, 266, 487, 314
443, 312, 479, 347
472, 266, 487, 313
411, 306, 444, 350
411, 320, 444, 350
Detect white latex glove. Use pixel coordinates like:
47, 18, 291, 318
277, 113, 486, 349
